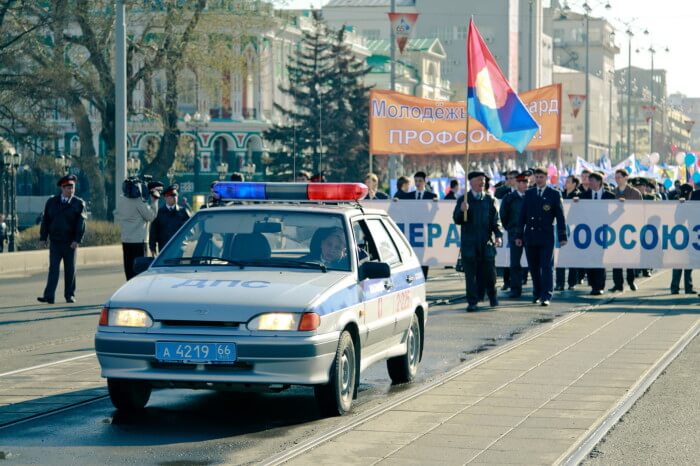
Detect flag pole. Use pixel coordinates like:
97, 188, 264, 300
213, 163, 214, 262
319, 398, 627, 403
463, 17, 472, 222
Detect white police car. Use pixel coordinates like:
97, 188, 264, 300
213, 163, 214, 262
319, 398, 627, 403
95, 182, 427, 416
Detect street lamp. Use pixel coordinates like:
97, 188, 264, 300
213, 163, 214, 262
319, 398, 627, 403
126, 155, 141, 177
56, 154, 72, 176
167, 167, 175, 187
636, 43, 669, 154
216, 162, 229, 181
3, 150, 22, 252
184, 111, 211, 193
241, 162, 256, 180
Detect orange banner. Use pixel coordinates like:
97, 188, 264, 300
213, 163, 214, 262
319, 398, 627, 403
369, 84, 561, 155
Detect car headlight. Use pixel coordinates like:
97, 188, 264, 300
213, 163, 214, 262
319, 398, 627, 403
247, 312, 320, 331
99, 307, 153, 328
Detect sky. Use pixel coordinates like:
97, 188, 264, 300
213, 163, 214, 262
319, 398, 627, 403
276, 0, 700, 98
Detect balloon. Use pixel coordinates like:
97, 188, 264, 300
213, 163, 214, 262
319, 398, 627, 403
694, 172, 700, 184
663, 179, 673, 189
547, 165, 557, 176
649, 152, 660, 165
685, 153, 696, 166
676, 152, 686, 165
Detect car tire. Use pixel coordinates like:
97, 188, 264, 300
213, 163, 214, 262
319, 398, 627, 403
314, 331, 356, 417
387, 313, 421, 384
107, 378, 152, 411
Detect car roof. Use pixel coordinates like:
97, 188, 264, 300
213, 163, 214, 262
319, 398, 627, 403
198, 203, 388, 219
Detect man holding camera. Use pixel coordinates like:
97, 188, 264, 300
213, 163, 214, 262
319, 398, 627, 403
115, 178, 161, 280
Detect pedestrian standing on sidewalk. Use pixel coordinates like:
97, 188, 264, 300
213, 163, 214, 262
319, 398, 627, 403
515, 167, 567, 306
37, 175, 87, 304
115, 178, 160, 280
0, 213, 7, 253
453, 171, 503, 312
555, 175, 581, 291
149, 185, 190, 255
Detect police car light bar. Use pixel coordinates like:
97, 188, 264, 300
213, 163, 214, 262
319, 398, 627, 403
212, 182, 369, 202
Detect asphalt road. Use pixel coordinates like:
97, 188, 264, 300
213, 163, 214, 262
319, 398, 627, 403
0, 265, 696, 464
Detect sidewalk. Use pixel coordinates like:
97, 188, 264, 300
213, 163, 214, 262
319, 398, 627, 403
282, 277, 700, 465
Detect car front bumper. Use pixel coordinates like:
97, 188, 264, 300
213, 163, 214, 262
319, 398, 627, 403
95, 330, 340, 386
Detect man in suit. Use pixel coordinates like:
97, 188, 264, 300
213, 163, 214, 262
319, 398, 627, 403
37, 175, 87, 304
515, 167, 567, 306
499, 172, 529, 298
393, 176, 412, 199
149, 185, 191, 255
575, 172, 615, 295
409, 171, 437, 200
444, 179, 460, 200
610, 169, 643, 292
495, 170, 519, 200
453, 171, 503, 312
364, 173, 389, 199
555, 175, 582, 291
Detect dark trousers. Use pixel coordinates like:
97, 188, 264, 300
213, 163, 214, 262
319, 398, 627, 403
556, 268, 579, 288
464, 257, 496, 306
502, 267, 510, 288
525, 245, 554, 301
42, 241, 77, 300
588, 268, 606, 292
122, 242, 147, 280
508, 243, 525, 295
612, 268, 636, 288
670, 269, 693, 293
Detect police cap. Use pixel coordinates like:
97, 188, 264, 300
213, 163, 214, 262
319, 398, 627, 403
57, 174, 77, 187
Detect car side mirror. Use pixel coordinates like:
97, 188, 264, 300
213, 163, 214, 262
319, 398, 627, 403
359, 261, 391, 280
133, 256, 154, 276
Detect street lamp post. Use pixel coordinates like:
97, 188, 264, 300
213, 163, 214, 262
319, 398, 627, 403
608, 70, 614, 157
184, 112, 210, 193
56, 154, 72, 176
167, 167, 175, 187
583, 2, 591, 161
3, 151, 22, 252
241, 162, 255, 180
626, 28, 633, 157
216, 162, 229, 181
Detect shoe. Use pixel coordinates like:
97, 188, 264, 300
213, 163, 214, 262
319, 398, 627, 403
508, 292, 522, 299
541, 300, 550, 306
489, 297, 499, 307
628, 283, 638, 291
501, 284, 510, 291
568, 285, 576, 290
532, 298, 541, 304
554, 285, 564, 291
37, 297, 54, 304
66, 296, 76, 303
685, 289, 695, 294
670, 290, 680, 295
590, 290, 604, 296
608, 286, 623, 292
466, 304, 478, 312
642, 271, 651, 277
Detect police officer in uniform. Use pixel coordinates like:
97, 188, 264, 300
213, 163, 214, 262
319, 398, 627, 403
37, 175, 87, 304
499, 172, 529, 298
149, 185, 191, 255
515, 167, 567, 306
453, 171, 503, 312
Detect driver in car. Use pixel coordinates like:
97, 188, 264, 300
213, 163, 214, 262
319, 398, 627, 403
302, 227, 349, 269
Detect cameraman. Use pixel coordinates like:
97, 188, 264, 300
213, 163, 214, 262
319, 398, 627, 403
115, 178, 161, 280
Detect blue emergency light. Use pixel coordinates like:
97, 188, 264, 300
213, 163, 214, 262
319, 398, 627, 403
212, 182, 369, 202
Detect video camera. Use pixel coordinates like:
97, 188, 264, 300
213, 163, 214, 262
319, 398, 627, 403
122, 175, 161, 201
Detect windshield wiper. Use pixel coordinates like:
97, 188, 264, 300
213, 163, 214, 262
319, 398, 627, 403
269, 259, 328, 272
163, 256, 243, 265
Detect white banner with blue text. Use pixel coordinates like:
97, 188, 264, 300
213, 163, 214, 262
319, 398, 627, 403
364, 200, 700, 269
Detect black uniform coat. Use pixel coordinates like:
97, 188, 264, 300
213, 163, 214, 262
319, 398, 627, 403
516, 186, 567, 246
494, 184, 513, 200
149, 205, 190, 253
452, 192, 503, 260
39, 195, 86, 244
499, 190, 525, 244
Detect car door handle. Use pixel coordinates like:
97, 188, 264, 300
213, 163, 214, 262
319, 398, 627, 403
384, 280, 393, 290
405, 275, 414, 284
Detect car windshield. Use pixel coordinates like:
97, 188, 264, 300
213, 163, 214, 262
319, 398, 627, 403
153, 209, 351, 272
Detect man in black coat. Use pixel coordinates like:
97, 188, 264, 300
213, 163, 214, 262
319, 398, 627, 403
515, 167, 567, 306
495, 170, 519, 200
444, 179, 460, 200
453, 171, 503, 312
499, 172, 529, 298
37, 175, 87, 304
149, 185, 191, 255
575, 172, 615, 295
555, 175, 582, 291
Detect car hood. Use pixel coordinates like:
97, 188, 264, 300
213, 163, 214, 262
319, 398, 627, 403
107, 268, 348, 322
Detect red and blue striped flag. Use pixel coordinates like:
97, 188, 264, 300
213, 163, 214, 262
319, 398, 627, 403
467, 19, 539, 153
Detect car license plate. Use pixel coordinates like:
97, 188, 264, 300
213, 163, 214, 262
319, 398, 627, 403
155, 342, 236, 364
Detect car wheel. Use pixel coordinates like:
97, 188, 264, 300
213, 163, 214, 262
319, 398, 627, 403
107, 378, 152, 411
387, 313, 421, 384
314, 331, 356, 417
